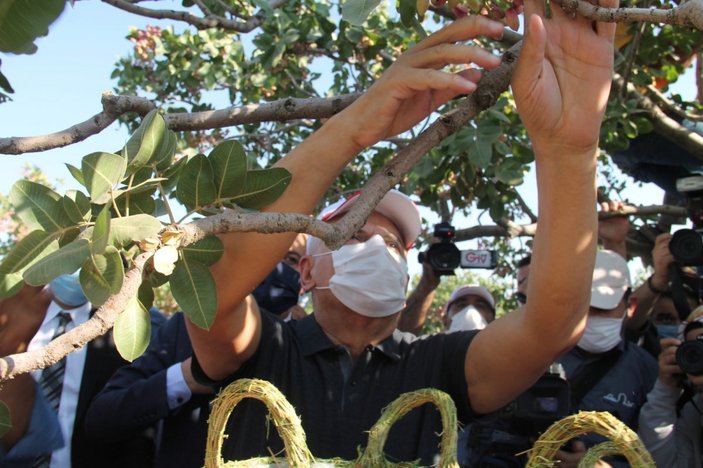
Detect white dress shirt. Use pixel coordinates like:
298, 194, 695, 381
28, 300, 91, 468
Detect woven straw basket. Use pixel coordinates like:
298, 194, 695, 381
205, 379, 655, 468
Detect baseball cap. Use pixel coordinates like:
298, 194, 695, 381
319, 189, 421, 250
446, 284, 495, 311
590, 250, 631, 310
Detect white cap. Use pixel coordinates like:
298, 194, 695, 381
590, 250, 631, 309
446, 284, 495, 311
319, 189, 421, 250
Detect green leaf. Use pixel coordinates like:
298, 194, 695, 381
342, 0, 382, 25
0, 0, 66, 54
154, 130, 177, 171
230, 168, 292, 209
65, 163, 85, 187
495, 158, 525, 186
80, 246, 124, 306
62, 195, 85, 225
92, 205, 111, 254
170, 259, 217, 329
0, 67, 14, 94
137, 282, 155, 312
66, 190, 92, 222
81, 152, 127, 204
210, 140, 247, 200
0, 400, 10, 439
114, 190, 157, 217
109, 215, 163, 248
397, 0, 417, 27
10, 180, 65, 233
0, 273, 24, 299
0, 230, 58, 275
113, 295, 151, 362
23, 239, 90, 286
182, 236, 224, 266
468, 140, 493, 169
176, 154, 216, 210
123, 109, 167, 172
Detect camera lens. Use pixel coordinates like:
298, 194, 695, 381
676, 340, 703, 375
669, 229, 703, 266
427, 243, 460, 271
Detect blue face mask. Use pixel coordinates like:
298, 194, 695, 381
656, 323, 680, 339
252, 262, 301, 316
49, 272, 88, 308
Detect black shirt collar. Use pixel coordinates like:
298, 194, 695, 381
296, 314, 403, 361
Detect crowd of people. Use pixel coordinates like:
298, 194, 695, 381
2, 1, 703, 467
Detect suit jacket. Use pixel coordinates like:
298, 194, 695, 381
70, 309, 165, 468
85, 312, 211, 468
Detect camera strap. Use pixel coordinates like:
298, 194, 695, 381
569, 348, 622, 411
669, 263, 693, 321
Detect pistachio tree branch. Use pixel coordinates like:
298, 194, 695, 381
646, 83, 703, 122
554, 0, 703, 30
0, 92, 361, 155
612, 73, 703, 157
0, 251, 153, 381
102, 0, 289, 33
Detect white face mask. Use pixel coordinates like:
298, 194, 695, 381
577, 314, 625, 353
447, 305, 487, 332
314, 235, 408, 318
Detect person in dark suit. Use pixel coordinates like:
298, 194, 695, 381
85, 235, 308, 467
0, 274, 164, 467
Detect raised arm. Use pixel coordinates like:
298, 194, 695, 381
187, 17, 506, 381
466, 0, 617, 413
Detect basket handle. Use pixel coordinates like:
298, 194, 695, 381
204, 378, 314, 468
525, 411, 655, 468
356, 388, 460, 468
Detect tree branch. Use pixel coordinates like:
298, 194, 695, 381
101, 0, 289, 33
0, 93, 361, 155
612, 73, 703, 158
646, 83, 703, 122
554, 0, 703, 30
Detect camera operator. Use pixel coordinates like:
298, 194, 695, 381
637, 310, 703, 467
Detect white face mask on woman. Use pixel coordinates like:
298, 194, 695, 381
447, 305, 488, 332
314, 235, 408, 318
577, 313, 625, 354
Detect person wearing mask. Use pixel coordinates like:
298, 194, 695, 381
443, 284, 496, 332
637, 309, 703, 467
85, 235, 308, 468
0, 272, 164, 467
555, 250, 658, 467
184, 4, 618, 463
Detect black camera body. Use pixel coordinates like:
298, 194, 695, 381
464, 363, 570, 465
504, 363, 571, 436
676, 335, 703, 375
418, 222, 497, 276
670, 176, 703, 266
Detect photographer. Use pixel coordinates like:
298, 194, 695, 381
637, 311, 703, 467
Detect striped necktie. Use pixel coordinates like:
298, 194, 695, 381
39, 312, 72, 412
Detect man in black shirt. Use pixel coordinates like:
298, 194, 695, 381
187, 4, 618, 464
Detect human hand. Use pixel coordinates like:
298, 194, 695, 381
181, 357, 215, 395
598, 200, 629, 252
555, 439, 586, 468
284, 304, 308, 321
650, 233, 674, 290
658, 337, 683, 388
511, 0, 617, 156
0, 284, 51, 356
341, 16, 504, 150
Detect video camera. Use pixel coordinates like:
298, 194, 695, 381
676, 334, 703, 376
417, 222, 497, 276
464, 363, 570, 465
669, 175, 703, 266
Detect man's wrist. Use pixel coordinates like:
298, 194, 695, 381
647, 275, 669, 294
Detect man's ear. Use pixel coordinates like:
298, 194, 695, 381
626, 294, 638, 319
298, 255, 315, 293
